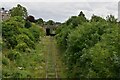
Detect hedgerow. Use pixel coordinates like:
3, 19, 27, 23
55, 13, 120, 78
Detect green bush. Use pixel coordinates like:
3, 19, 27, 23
2, 22, 19, 48
12, 70, 32, 78
15, 42, 30, 52
29, 23, 41, 42
25, 20, 32, 28
56, 14, 120, 78
2, 67, 13, 78
19, 28, 35, 42
2, 56, 9, 65
2, 6, 45, 78
7, 49, 21, 61
16, 34, 35, 49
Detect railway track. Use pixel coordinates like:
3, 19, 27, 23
44, 36, 59, 79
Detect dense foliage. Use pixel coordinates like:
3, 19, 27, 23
55, 12, 120, 78
26, 15, 35, 22
35, 18, 44, 26
2, 15, 45, 78
2, 3, 120, 78
9, 4, 28, 18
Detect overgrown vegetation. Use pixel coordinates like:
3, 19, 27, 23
2, 4, 45, 78
55, 11, 120, 78
2, 3, 120, 78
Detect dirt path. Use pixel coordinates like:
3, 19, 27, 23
41, 36, 67, 78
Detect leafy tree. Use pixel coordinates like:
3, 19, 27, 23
78, 11, 85, 17
35, 18, 44, 26
2, 4, 45, 78
46, 20, 55, 25
1, 7, 5, 11
25, 20, 31, 28
26, 15, 35, 22
106, 15, 117, 23
9, 4, 28, 18
66, 16, 77, 25
91, 15, 106, 22
56, 12, 119, 78
66, 11, 87, 27
25, 15, 35, 28
2, 16, 24, 48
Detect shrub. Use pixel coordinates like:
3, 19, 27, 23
16, 34, 35, 49
2, 56, 9, 65
7, 49, 21, 61
55, 14, 119, 78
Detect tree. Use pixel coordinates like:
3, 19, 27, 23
78, 11, 87, 23
46, 20, 55, 25
91, 14, 106, 22
9, 4, 28, 18
26, 15, 35, 22
78, 11, 85, 17
24, 15, 35, 28
25, 20, 31, 28
1, 7, 5, 11
35, 18, 44, 25
55, 13, 120, 78
106, 15, 117, 23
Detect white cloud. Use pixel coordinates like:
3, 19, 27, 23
88, 2, 118, 18
119, 1, 120, 21
0, 2, 118, 22
0, 0, 119, 2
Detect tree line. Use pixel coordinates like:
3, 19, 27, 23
2, 4, 45, 78
55, 11, 120, 78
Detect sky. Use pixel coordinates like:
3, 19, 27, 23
118, 1, 120, 21
0, 0, 119, 22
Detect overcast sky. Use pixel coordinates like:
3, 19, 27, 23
0, 0, 119, 22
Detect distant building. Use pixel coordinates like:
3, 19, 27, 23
0, 8, 10, 21
44, 22, 61, 36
